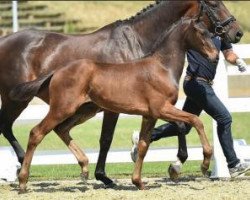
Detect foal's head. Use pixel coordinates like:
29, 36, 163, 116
185, 19, 219, 63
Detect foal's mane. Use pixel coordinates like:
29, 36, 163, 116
150, 17, 192, 53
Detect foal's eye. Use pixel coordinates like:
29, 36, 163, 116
199, 31, 205, 36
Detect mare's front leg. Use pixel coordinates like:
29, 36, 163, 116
95, 111, 119, 187
158, 103, 213, 176
132, 117, 156, 190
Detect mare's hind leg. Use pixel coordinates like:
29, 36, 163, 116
0, 96, 29, 164
95, 111, 119, 187
157, 103, 213, 176
132, 117, 156, 190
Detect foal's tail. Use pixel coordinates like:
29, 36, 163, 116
9, 71, 54, 102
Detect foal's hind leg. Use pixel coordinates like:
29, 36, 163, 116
157, 103, 213, 176
53, 103, 102, 182
0, 96, 29, 164
18, 111, 65, 193
19, 97, 87, 192
132, 117, 156, 190
55, 130, 89, 181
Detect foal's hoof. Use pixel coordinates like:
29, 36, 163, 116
18, 187, 28, 195
132, 180, 146, 190
168, 163, 181, 182
200, 164, 210, 177
80, 172, 89, 183
137, 183, 146, 190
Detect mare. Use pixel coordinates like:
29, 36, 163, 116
0, 1, 243, 186
10, 18, 218, 191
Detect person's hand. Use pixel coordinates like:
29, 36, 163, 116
236, 58, 247, 72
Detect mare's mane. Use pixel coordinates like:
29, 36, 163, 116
116, 0, 164, 24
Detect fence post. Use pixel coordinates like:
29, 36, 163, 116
0, 147, 19, 182
12, 1, 19, 33
210, 53, 230, 178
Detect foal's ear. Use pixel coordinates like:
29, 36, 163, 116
191, 19, 204, 32
190, 18, 200, 28
194, 15, 203, 23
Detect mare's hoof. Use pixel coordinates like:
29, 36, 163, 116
80, 172, 89, 183
168, 163, 181, 182
104, 180, 118, 189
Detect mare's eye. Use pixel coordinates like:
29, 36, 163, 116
206, 0, 218, 8
209, 1, 218, 8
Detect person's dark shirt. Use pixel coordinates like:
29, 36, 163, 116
186, 36, 232, 80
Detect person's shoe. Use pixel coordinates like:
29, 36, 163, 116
229, 162, 250, 178
130, 131, 139, 162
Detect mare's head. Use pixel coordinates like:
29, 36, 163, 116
195, 0, 243, 43
184, 19, 218, 63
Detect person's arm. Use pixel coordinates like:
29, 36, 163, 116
222, 48, 247, 72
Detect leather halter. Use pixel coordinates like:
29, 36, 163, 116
198, 0, 236, 36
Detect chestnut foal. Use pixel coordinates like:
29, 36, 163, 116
11, 18, 218, 192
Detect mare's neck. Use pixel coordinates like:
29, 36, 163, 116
130, 1, 196, 52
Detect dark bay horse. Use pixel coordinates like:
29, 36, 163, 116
10, 18, 218, 191
0, 1, 243, 186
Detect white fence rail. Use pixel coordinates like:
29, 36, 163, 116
1, 44, 250, 182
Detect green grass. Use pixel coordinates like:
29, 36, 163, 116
1, 112, 250, 151
29, 161, 205, 181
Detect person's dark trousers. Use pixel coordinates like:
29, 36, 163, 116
151, 79, 240, 168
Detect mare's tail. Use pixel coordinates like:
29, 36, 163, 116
9, 71, 54, 101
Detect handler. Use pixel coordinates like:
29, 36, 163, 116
131, 35, 250, 177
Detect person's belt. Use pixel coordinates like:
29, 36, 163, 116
184, 75, 213, 85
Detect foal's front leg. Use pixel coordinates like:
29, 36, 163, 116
132, 116, 156, 190
158, 103, 213, 176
